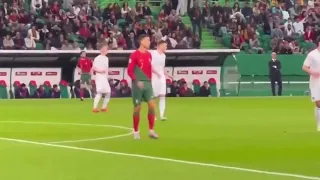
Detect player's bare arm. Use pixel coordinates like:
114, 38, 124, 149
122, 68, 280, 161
152, 67, 161, 78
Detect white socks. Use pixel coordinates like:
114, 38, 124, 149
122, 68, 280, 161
93, 93, 110, 109
93, 93, 102, 109
102, 93, 110, 109
159, 96, 165, 118
315, 107, 320, 127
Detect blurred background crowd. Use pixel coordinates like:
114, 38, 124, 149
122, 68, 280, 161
0, 0, 318, 52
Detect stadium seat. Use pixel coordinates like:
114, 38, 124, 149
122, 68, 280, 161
192, 79, 201, 95
166, 79, 172, 85
29, 80, 37, 97
59, 80, 69, 98
208, 78, 217, 97
121, 79, 128, 85
43, 81, 52, 97
0, 80, 8, 99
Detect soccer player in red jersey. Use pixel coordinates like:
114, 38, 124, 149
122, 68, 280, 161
127, 34, 161, 139
77, 51, 93, 101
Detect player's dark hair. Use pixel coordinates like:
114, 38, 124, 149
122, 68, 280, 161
138, 34, 149, 43
80, 51, 85, 56
53, 84, 58, 88
157, 40, 167, 46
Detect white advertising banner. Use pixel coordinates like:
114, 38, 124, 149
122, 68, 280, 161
73, 67, 125, 83
123, 67, 174, 87
0, 68, 11, 85
11, 68, 62, 86
173, 67, 221, 90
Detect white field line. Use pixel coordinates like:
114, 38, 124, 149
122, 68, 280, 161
48, 132, 133, 144
0, 121, 133, 144
0, 137, 319, 180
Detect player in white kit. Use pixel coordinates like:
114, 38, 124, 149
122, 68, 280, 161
151, 40, 172, 120
302, 39, 320, 131
92, 44, 111, 113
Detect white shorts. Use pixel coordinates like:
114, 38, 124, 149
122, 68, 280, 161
152, 79, 166, 97
310, 87, 320, 102
96, 79, 111, 94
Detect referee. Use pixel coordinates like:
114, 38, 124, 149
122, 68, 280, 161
268, 52, 282, 96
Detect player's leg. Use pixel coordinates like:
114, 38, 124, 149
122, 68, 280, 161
132, 82, 143, 139
158, 81, 167, 120
311, 87, 320, 131
144, 82, 158, 139
80, 74, 90, 101
101, 84, 111, 112
152, 81, 159, 120
93, 80, 103, 112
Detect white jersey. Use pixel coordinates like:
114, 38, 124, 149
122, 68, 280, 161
151, 50, 166, 96
151, 50, 166, 81
93, 55, 110, 93
303, 49, 320, 89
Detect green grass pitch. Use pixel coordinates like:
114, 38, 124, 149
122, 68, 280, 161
0, 97, 319, 180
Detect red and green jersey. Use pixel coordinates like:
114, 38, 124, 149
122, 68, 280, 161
127, 50, 152, 81
77, 57, 93, 73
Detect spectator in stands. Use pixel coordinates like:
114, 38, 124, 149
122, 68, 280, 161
241, 2, 253, 19
163, 0, 172, 16
271, 24, 284, 39
31, 0, 43, 11
278, 40, 293, 54
3, 34, 15, 49
199, 81, 210, 97
119, 81, 131, 97
28, 25, 40, 42
304, 26, 315, 42
15, 83, 30, 99
168, 80, 179, 97
293, 16, 304, 35
14, 32, 24, 50
61, 40, 73, 50
121, 2, 131, 18
143, 2, 152, 18
179, 82, 194, 97
40, 25, 50, 42
190, 3, 202, 40
250, 34, 264, 53
231, 33, 244, 50
51, 84, 61, 98
223, 1, 232, 17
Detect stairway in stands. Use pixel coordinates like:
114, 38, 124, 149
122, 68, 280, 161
181, 16, 223, 49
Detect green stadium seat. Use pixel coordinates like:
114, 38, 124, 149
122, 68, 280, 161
0, 80, 8, 99
59, 80, 69, 98
43, 81, 52, 97
29, 80, 37, 97
208, 78, 217, 97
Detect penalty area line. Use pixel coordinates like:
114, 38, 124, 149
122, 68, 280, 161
0, 137, 319, 180
48, 132, 133, 144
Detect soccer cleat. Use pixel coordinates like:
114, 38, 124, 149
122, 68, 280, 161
80, 97, 84, 101
133, 132, 140, 140
160, 117, 167, 121
149, 130, 159, 139
92, 108, 99, 113
101, 108, 108, 112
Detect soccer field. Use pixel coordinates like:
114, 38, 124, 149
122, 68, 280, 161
0, 97, 319, 180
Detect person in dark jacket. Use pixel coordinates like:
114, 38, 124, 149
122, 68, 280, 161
168, 81, 179, 97
179, 82, 194, 97
51, 84, 61, 98
109, 79, 120, 97
269, 52, 282, 96
33, 85, 46, 98
118, 81, 131, 97
199, 81, 211, 97
15, 83, 30, 99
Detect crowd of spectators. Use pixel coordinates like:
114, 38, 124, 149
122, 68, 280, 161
201, 0, 320, 54
0, 0, 201, 50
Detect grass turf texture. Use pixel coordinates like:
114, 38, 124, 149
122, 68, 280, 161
0, 97, 319, 180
